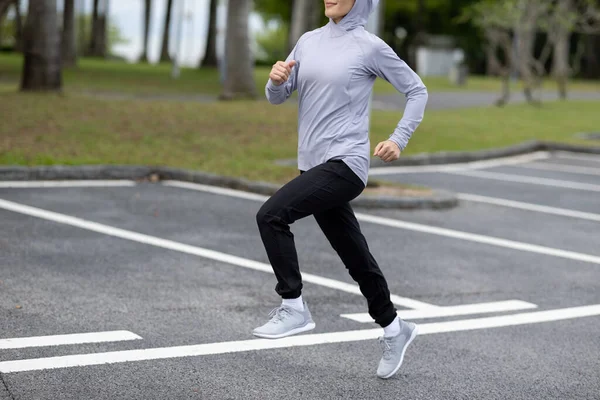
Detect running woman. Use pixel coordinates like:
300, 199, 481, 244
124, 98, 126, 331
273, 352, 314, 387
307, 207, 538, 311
253, 0, 428, 379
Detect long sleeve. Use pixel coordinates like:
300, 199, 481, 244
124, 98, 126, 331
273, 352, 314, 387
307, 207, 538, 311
365, 38, 428, 150
265, 44, 300, 105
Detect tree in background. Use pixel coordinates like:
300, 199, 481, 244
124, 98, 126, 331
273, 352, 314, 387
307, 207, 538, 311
0, 0, 11, 48
21, 0, 62, 91
255, 22, 288, 65
461, 0, 521, 105
88, 0, 108, 57
76, 13, 127, 57
159, 0, 173, 62
203, 0, 218, 67
0, 0, 22, 51
62, 0, 77, 67
541, 0, 600, 98
140, 0, 152, 62
221, 0, 256, 99
289, 0, 310, 53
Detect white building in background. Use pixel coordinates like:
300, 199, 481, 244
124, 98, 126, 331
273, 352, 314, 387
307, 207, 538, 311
415, 35, 466, 80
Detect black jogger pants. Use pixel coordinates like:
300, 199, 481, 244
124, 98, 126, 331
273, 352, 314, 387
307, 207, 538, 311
255, 159, 397, 328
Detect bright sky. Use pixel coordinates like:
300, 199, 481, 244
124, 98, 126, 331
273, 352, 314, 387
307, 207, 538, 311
91, 0, 266, 66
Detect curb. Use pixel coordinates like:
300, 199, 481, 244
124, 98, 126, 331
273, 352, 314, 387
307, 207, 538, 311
276, 141, 600, 168
0, 165, 458, 210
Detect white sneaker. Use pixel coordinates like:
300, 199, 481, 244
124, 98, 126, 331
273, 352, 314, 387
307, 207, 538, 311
253, 302, 315, 339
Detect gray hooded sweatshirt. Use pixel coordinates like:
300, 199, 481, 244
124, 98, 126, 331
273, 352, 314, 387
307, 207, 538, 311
266, 0, 428, 186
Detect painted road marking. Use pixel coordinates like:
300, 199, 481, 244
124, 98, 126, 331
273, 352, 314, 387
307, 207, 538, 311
353, 212, 600, 265
0, 198, 437, 310
520, 162, 600, 176
0, 180, 137, 188
340, 300, 538, 323
447, 170, 600, 192
369, 151, 550, 175
456, 193, 600, 222
0, 331, 142, 350
1, 304, 599, 373
161, 181, 600, 266
163, 180, 270, 202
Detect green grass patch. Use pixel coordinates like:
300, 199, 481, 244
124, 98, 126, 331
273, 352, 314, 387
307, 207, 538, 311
2, 53, 598, 97
1, 92, 598, 184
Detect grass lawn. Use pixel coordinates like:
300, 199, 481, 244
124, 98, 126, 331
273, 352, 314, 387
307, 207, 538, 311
1, 91, 598, 184
2, 53, 599, 97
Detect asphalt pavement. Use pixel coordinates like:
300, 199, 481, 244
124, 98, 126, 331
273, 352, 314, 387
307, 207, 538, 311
1, 151, 599, 399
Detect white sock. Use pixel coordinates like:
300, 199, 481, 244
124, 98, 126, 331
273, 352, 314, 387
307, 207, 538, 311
383, 316, 401, 338
282, 296, 304, 312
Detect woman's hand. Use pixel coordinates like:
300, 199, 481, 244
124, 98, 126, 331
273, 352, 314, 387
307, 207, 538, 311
269, 60, 297, 86
374, 140, 401, 162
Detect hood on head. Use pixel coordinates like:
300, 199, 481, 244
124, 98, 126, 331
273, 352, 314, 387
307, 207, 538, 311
336, 0, 379, 31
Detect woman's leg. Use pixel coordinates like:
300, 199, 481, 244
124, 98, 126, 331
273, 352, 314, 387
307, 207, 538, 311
255, 160, 363, 299
313, 203, 397, 328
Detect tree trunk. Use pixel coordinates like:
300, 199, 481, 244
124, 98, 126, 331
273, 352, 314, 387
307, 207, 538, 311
552, 0, 573, 100
289, 0, 309, 53
21, 0, 62, 91
88, 0, 99, 55
203, 0, 219, 67
89, 0, 107, 57
14, 0, 22, 51
159, 0, 173, 62
553, 33, 570, 100
583, 33, 600, 79
515, 0, 543, 105
140, 0, 152, 63
78, 0, 86, 55
221, 0, 256, 100
0, 1, 9, 48
62, 0, 77, 67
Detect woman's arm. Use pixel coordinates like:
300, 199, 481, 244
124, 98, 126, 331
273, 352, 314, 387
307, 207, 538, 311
265, 45, 300, 105
364, 37, 429, 151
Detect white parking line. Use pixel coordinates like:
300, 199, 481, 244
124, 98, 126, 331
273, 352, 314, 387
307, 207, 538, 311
369, 151, 550, 175
0, 331, 142, 350
555, 152, 600, 163
340, 300, 538, 323
0, 198, 436, 310
2, 304, 599, 373
353, 212, 600, 264
457, 193, 600, 222
0, 180, 137, 188
163, 181, 270, 202
520, 162, 600, 176
447, 170, 600, 192
161, 181, 600, 266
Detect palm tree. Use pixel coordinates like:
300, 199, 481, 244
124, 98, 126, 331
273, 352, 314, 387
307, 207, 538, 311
159, 0, 173, 62
21, 0, 62, 91
221, 0, 257, 99
140, 0, 152, 63
203, 0, 219, 67
62, 0, 77, 67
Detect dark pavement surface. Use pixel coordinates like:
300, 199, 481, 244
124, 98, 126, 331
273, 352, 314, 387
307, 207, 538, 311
1, 152, 599, 399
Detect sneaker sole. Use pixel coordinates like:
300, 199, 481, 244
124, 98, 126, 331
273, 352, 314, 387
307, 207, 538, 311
252, 321, 316, 339
378, 324, 420, 380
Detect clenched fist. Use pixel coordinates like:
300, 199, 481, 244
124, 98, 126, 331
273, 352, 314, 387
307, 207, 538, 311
270, 60, 297, 86
374, 140, 401, 163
